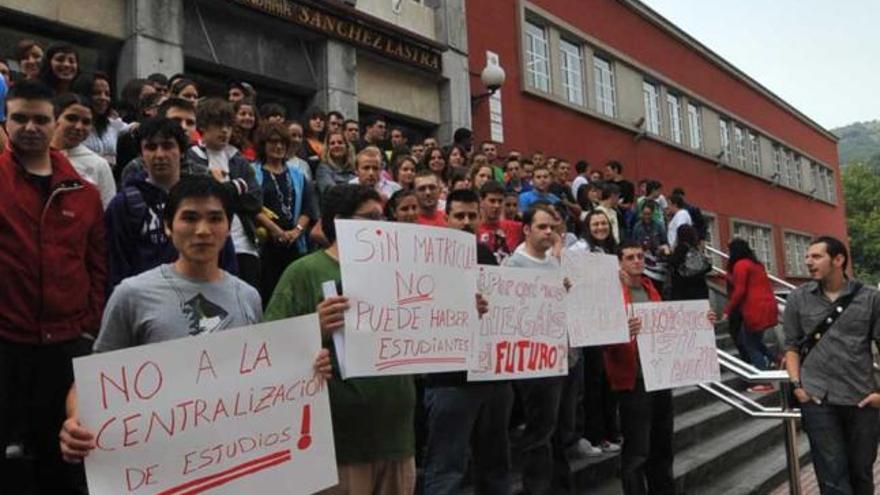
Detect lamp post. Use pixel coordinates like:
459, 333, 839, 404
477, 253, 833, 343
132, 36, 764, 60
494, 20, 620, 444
471, 61, 506, 109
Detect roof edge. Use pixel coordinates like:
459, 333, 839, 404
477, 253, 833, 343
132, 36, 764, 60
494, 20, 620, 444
621, 0, 839, 143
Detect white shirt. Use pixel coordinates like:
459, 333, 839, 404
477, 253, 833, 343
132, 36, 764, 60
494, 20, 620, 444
667, 208, 693, 249
207, 145, 259, 257
571, 175, 589, 199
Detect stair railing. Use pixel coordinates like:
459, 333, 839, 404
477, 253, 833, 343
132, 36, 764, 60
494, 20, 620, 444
700, 244, 802, 495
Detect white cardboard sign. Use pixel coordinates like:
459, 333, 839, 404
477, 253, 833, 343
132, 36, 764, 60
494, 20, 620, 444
468, 265, 569, 381
335, 220, 478, 377
562, 251, 629, 347
633, 300, 721, 391
73, 315, 338, 495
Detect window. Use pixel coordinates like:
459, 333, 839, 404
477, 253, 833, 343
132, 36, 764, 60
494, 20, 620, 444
525, 22, 550, 92
772, 145, 783, 181
789, 154, 803, 191
733, 222, 776, 274
811, 163, 826, 199
593, 57, 616, 117
748, 132, 761, 174
719, 119, 731, 162
734, 126, 746, 168
559, 39, 584, 105
825, 169, 837, 202
642, 82, 661, 135
666, 93, 683, 144
687, 103, 702, 150
784, 233, 811, 277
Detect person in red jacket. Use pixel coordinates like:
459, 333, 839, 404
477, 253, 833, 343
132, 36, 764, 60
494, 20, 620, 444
0, 81, 106, 493
723, 239, 780, 386
604, 239, 715, 495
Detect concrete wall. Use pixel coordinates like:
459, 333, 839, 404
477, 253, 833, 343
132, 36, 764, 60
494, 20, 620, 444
357, 0, 437, 41
357, 55, 440, 123
3, 0, 127, 39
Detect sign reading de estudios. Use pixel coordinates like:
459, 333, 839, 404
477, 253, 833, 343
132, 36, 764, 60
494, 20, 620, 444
232, 0, 443, 72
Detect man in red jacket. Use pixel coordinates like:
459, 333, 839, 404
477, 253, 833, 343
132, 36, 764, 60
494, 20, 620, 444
0, 80, 106, 493
604, 240, 714, 495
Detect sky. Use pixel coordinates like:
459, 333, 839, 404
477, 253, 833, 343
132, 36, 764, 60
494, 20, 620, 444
640, 0, 880, 130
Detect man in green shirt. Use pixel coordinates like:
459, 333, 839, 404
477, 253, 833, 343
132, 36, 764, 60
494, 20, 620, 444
264, 184, 415, 494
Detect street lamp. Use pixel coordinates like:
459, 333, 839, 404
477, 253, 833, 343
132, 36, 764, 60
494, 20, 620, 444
471, 61, 506, 108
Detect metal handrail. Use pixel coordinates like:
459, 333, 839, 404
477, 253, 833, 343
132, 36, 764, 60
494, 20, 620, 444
702, 253, 802, 495
704, 245, 797, 290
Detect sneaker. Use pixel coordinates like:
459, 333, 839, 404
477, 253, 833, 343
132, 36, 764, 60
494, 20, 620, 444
567, 438, 603, 458
747, 384, 774, 393
600, 440, 622, 453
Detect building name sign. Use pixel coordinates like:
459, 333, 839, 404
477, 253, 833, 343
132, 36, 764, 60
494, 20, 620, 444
233, 0, 442, 72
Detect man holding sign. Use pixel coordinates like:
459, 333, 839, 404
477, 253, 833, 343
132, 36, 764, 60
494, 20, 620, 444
59, 177, 332, 487
604, 240, 715, 495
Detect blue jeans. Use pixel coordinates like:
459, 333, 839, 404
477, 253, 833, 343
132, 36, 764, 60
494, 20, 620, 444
422, 383, 514, 495
801, 401, 880, 495
737, 327, 776, 370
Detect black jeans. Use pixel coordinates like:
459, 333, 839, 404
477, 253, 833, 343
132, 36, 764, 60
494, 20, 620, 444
582, 347, 620, 445
0, 338, 90, 495
801, 401, 880, 495
422, 383, 514, 495
618, 377, 674, 495
515, 376, 565, 495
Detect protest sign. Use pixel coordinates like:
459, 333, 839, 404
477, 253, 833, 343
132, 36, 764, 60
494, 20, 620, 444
335, 220, 478, 377
468, 265, 568, 381
633, 300, 721, 391
73, 315, 337, 495
562, 250, 629, 347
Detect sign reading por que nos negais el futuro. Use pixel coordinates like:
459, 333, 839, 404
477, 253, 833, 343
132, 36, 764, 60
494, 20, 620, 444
231, 0, 443, 72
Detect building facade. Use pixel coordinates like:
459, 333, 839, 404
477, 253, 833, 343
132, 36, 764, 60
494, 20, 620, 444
1, 0, 471, 142
467, 0, 845, 282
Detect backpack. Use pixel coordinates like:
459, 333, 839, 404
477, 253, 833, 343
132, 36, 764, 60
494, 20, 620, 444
678, 247, 712, 278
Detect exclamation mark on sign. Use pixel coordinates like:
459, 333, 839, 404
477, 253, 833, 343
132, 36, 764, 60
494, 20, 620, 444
297, 404, 312, 450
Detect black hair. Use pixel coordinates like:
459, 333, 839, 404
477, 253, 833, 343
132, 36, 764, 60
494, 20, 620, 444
52, 92, 91, 118
669, 193, 686, 208
445, 188, 480, 215
583, 209, 618, 253
453, 127, 472, 143
639, 199, 657, 213
38, 44, 79, 93
320, 184, 383, 245
7, 79, 54, 103
522, 201, 555, 227
676, 224, 699, 249
259, 102, 286, 120
73, 72, 112, 135
343, 118, 359, 128
672, 187, 685, 196
118, 78, 151, 123
227, 80, 254, 97
479, 180, 506, 198
606, 160, 623, 174
727, 238, 761, 271
600, 181, 621, 200
137, 117, 189, 153
575, 160, 589, 174
163, 175, 233, 228
810, 235, 849, 271
170, 78, 198, 98
157, 97, 196, 118
363, 114, 387, 129
196, 98, 235, 130
147, 73, 168, 86
328, 110, 345, 122
384, 188, 418, 221
646, 180, 663, 195
617, 239, 644, 259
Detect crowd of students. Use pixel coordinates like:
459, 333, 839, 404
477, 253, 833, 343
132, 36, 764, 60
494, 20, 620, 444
1, 40, 877, 495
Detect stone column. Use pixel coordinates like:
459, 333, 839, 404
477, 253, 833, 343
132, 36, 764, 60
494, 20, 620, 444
117, 0, 184, 86
435, 0, 471, 143
310, 39, 358, 118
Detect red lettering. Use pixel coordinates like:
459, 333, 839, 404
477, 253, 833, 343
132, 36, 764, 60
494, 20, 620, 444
125, 464, 158, 491
122, 413, 142, 447
99, 367, 129, 410
134, 361, 163, 401
95, 416, 117, 451
240, 341, 272, 374
196, 350, 217, 383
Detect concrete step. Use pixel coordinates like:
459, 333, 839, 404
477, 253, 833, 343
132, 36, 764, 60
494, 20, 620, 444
673, 387, 777, 453
673, 371, 747, 414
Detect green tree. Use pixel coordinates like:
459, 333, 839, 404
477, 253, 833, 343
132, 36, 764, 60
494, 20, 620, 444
842, 161, 880, 284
